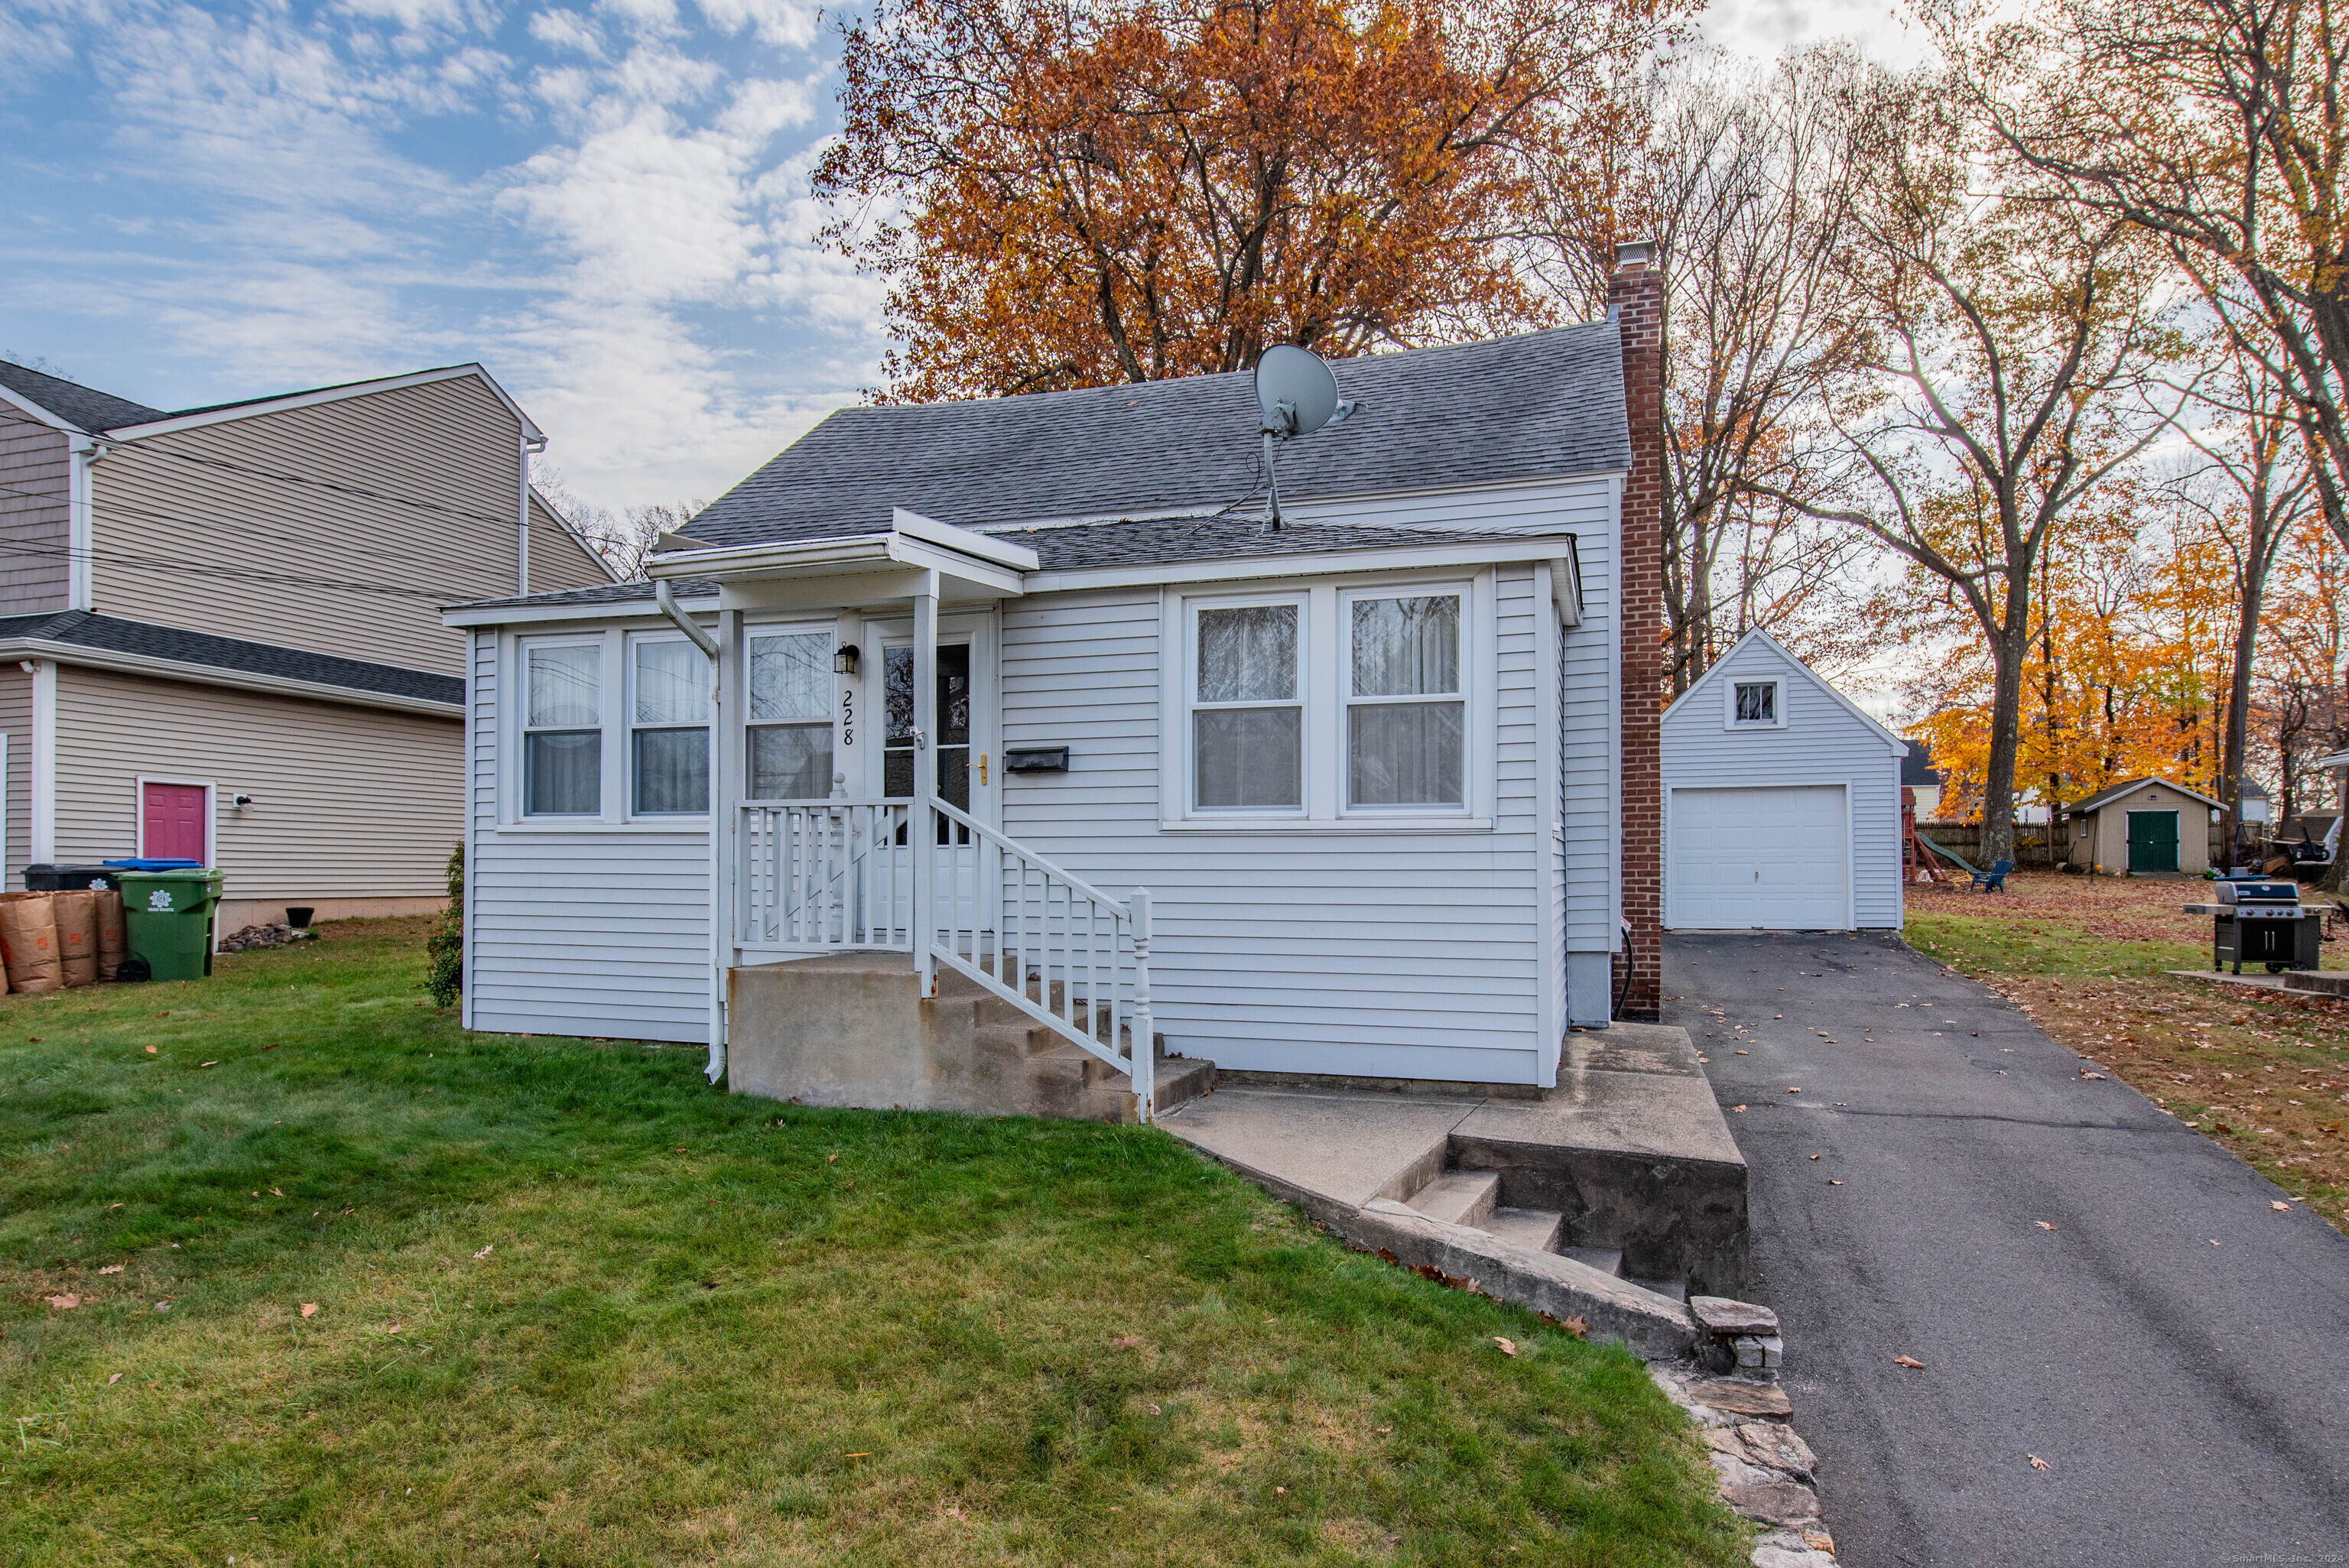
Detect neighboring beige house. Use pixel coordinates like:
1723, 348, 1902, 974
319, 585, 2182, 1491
0, 358, 615, 929
2068, 775, 2221, 876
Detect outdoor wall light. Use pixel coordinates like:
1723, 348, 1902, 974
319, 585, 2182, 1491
834, 644, 859, 676
232, 794, 255, 807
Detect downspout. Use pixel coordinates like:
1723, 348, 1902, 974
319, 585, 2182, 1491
656, 580, 726, 1082
69, 436, 102, 610
518, 435, 547, 596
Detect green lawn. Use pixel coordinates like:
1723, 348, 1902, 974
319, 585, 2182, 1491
1903, 910, 2206, 976
1, 920, 1744, 1566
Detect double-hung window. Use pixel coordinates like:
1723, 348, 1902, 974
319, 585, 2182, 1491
1347, 592, 1464, 809
748, 629, 833, 800
1191, 600, 1303, 811
629, 637, 709, 814
524, 642, 602, 816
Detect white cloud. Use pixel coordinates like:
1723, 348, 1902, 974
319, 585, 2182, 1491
528, 8, 606, 55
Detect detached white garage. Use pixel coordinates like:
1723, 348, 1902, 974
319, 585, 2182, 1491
1660, 629, 1907, 931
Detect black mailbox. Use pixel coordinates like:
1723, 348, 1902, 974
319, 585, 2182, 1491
1003, 747, 1070, 773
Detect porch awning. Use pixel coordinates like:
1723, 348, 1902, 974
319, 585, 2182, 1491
644, 508, 1032, 606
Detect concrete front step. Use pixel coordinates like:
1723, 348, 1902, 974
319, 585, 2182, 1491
1407, 1170, 1501, 1229
1562, 1245, 1626, 1276
1486, 1206, 1566, 1254
2285, 969, 2349, 997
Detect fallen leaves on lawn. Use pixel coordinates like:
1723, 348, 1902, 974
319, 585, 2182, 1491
474, 1244, 493, 1260
106, 1372, 122, 1385
199, 1060, 216, 1068
1557, 1315, 1587, 1339
300, 1303, 318, 1319
142, 1045, 155, 1055
1893, 1355, 1925, 1368
1493, 1336, 1517, 1357
1110, 1335, 1143, 1349
45, 1294, 79, 1310
2271, 1200, 2293, 1211
98, 1263, 123, 1274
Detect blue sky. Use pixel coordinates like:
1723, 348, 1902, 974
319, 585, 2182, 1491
0, 0, 1920, 517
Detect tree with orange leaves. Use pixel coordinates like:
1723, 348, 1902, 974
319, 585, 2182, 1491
815, 0, 1688, 399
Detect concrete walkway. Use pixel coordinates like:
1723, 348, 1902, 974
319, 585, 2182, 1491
1670, 932, 2349, 1568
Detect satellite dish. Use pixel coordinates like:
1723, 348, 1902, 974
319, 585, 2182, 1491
1256, 346, 1342, 436
1249, 346, 1363, 530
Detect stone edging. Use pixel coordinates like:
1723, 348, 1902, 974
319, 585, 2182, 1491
1650, 1362, 1841, 1567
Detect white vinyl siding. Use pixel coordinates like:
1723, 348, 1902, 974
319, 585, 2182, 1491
1004, 563, 1550, 1084
0, 408, 71, 615
1660, 635, 1903, 930
89, 375, 527, 675
466, 628, 713, 1043
50, 665, 462, 900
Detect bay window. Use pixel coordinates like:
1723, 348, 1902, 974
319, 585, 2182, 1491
748, 629, 833, 800
629, 637, 709, 814
523, 641, 602, 816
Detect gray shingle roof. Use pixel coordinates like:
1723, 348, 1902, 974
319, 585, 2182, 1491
997, 518, 1568, 570
0, 360, 168, 434
451, 578, 719, 612
0, 611, 462, 706
684, 322, 1629, 549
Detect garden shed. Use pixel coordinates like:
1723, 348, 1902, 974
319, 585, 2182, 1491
1659, 628, 1906, 931
2067, 777, 2219, 875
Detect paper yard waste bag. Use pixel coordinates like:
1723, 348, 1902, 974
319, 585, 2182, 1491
0, 891, 63, 992
54, 890, 99, 987
96, 889, 125, 980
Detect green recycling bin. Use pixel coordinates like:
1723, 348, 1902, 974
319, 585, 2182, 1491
117, 868, 225, 981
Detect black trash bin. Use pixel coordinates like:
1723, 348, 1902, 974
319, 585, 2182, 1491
24, 863, 120, 892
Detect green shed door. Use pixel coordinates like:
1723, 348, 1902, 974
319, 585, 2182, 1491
2126, 810, 2179, 872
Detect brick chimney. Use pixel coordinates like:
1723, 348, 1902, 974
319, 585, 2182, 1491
1609, 239, 1664, 1022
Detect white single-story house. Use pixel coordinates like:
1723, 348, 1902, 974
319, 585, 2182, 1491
2068, 776, 2221, 875
1658, 628, 1905, 931
443, 248, 1672, 1109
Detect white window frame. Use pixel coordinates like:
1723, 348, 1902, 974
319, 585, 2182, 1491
743, 619, 838, 803
625, 630, 711, 819
1159, 571, 1496, 832
1726, 677, 1785, 730
1183, 589, 1309, 819
516, 633, 607, 820
133, 774, 216, 865
1340, 583, 1473, 818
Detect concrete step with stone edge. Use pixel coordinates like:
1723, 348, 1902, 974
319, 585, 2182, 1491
1484, 1206, 1566, 1254
1404, 1170, 1501, 1229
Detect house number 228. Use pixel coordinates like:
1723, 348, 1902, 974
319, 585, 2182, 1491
840, 687, 854, 746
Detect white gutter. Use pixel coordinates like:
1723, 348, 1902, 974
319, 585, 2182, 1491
443, 593, 718, 629
0, 637, 462, 719
27, 659, 54, 862
518, 434, 547, 595
68, 437, 100, 610
655, 579, 720, 657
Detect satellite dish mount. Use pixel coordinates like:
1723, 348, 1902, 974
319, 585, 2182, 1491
1253, 346, 1361, 531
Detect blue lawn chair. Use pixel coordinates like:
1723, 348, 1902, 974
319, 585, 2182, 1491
1972, 859, 2014, 892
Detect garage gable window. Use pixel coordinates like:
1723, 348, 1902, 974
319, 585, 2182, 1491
1728, 677, 1783, 729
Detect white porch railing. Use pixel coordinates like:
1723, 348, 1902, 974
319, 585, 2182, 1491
738, 800, 913, 950
732, 796, 1157, 1118
926, 798, 1155, 1119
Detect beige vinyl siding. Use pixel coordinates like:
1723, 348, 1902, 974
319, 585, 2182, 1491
0, 407, 71, 615
89, 374, 527, 675
0, 665, 29, 878
53, 665, 461, 900
527, 493, 615, 592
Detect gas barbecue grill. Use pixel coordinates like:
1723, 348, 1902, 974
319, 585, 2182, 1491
2183, 879, 2321, 974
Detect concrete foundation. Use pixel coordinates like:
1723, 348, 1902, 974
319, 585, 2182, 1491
220, 896, 443, 930
727, 953, 1213, 1122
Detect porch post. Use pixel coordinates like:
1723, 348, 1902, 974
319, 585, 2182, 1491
710, 605, 742, 1083
912, 576, 939, 995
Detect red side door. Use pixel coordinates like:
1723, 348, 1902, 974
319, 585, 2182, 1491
141, 784, 208, 862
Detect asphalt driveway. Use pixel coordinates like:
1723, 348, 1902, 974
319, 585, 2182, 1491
1667, 932, 2349, 1568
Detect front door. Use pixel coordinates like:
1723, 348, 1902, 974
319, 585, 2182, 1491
2126, 810, 2179, 873
866, 614, 998, 937
141, 782, 208, 862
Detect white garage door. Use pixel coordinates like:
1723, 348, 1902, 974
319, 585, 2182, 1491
1668, 785, 1850, 930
